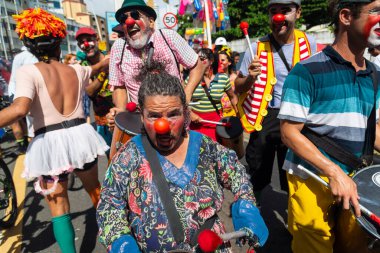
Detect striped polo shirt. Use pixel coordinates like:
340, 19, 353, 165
190, 73, 232, 112
278, 46, 380, 176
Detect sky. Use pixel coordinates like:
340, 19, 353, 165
83, 0, 115, 17
82, 0, 179, 18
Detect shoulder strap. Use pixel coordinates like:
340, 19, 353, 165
201, 79, 222, 116
301, 127, 364, 169
141, 135, 185, 243
268, 34, 291, 72
159, 29, 180, 76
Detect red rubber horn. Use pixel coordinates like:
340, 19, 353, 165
239, 21, 249, 36
126, 102, 137, 112
198, 230, 223, 253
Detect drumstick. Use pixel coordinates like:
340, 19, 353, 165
297, 165, 380, 227
239, 21, 254, 58
200, 119, 231, 127
198, 229, 257, 252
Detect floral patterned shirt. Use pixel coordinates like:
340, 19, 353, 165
97, 131, 256, 252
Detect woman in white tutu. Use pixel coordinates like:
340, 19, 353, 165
0, 8, 109, 253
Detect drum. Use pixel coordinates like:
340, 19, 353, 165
216, 116, 245, 159
109, 111, 142, 159
352, 165, 380, 246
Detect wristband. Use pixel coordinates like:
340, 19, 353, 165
97, 71, 106, 83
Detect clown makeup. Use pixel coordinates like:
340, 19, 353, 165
269, 4, 300, 36
123, 10, 153, 49
77, 36, 98, 57
365, 10, 380, 47
142, 95, 185, 153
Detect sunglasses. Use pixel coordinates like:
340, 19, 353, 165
119, 10, 142, 24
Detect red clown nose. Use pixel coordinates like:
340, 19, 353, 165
154, 118, 170, 134
272, 14, 285, 24
83, 41, 90, 48
125, 17, 136, 27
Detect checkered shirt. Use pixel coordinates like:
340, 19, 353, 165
109, 29, 198, 103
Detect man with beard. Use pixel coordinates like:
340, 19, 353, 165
75, 27, 113, 158
279, 0, 380, 252
234, 0, 316, 203
107, 0, 205, 123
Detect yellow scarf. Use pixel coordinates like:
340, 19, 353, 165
238, 30, 311, 132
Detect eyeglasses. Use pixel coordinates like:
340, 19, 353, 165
119, 10, 142, 24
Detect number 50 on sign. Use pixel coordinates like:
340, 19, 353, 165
163, 12, 178, 29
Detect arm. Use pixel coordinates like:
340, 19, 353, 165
215, 144, 268, 246
185, 58, 207, 103
374, 109, 380, 151
280, 120, 360, 216
85, 76, 105, 98
97, 144, 136, 249
90, 55, 109, 78
234, 55, 261, 94
0, 97, 31, 127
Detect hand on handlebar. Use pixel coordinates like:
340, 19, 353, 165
231, 199, 269, 247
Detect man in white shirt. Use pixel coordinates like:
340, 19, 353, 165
9, 46, 38, 154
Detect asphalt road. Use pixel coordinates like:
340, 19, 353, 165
0, 130, 292, 253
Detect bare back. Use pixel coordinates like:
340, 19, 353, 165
35, 61, 80, 116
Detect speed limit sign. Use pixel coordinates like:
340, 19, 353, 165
163, 12, 178, 29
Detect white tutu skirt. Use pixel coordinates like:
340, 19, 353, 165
23, 123, 109, 181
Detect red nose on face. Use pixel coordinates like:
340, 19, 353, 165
273, 14, 285, 24
84, 41, 90, 47
154, 118, 171, 134
125, 17, 136, 27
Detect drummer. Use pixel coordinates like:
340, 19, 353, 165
188, 48, 238, 141
279, 0, 380, 252
107, 0, 205, 126
96, 60, 268, 252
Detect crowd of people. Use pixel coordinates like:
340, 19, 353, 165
0, 0, 379, 252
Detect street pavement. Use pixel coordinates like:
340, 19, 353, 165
0, 130, 292, 253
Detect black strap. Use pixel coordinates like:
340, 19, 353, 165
190, 214, 218, 247
269, 34, 292, 72
302, 127, 364, 169
159, 29, 180, 76
302, 62, 379, 169
201, 81, 221, 116
35, 118, 86, 137
141, 135, 185, 243
118, 39, 128, 71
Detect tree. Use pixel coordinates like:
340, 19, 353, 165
177, 0, 330, 41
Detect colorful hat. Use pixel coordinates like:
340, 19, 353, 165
75, 27, 96, 40
115, 0, 157, 23
268, 0, 301, 7
12, 8, 66, 40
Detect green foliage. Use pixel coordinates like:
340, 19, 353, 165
177, 0, 330, 41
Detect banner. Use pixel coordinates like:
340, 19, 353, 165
106, 12, 120, 41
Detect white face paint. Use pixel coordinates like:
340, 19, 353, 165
368, 22, 380, 47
